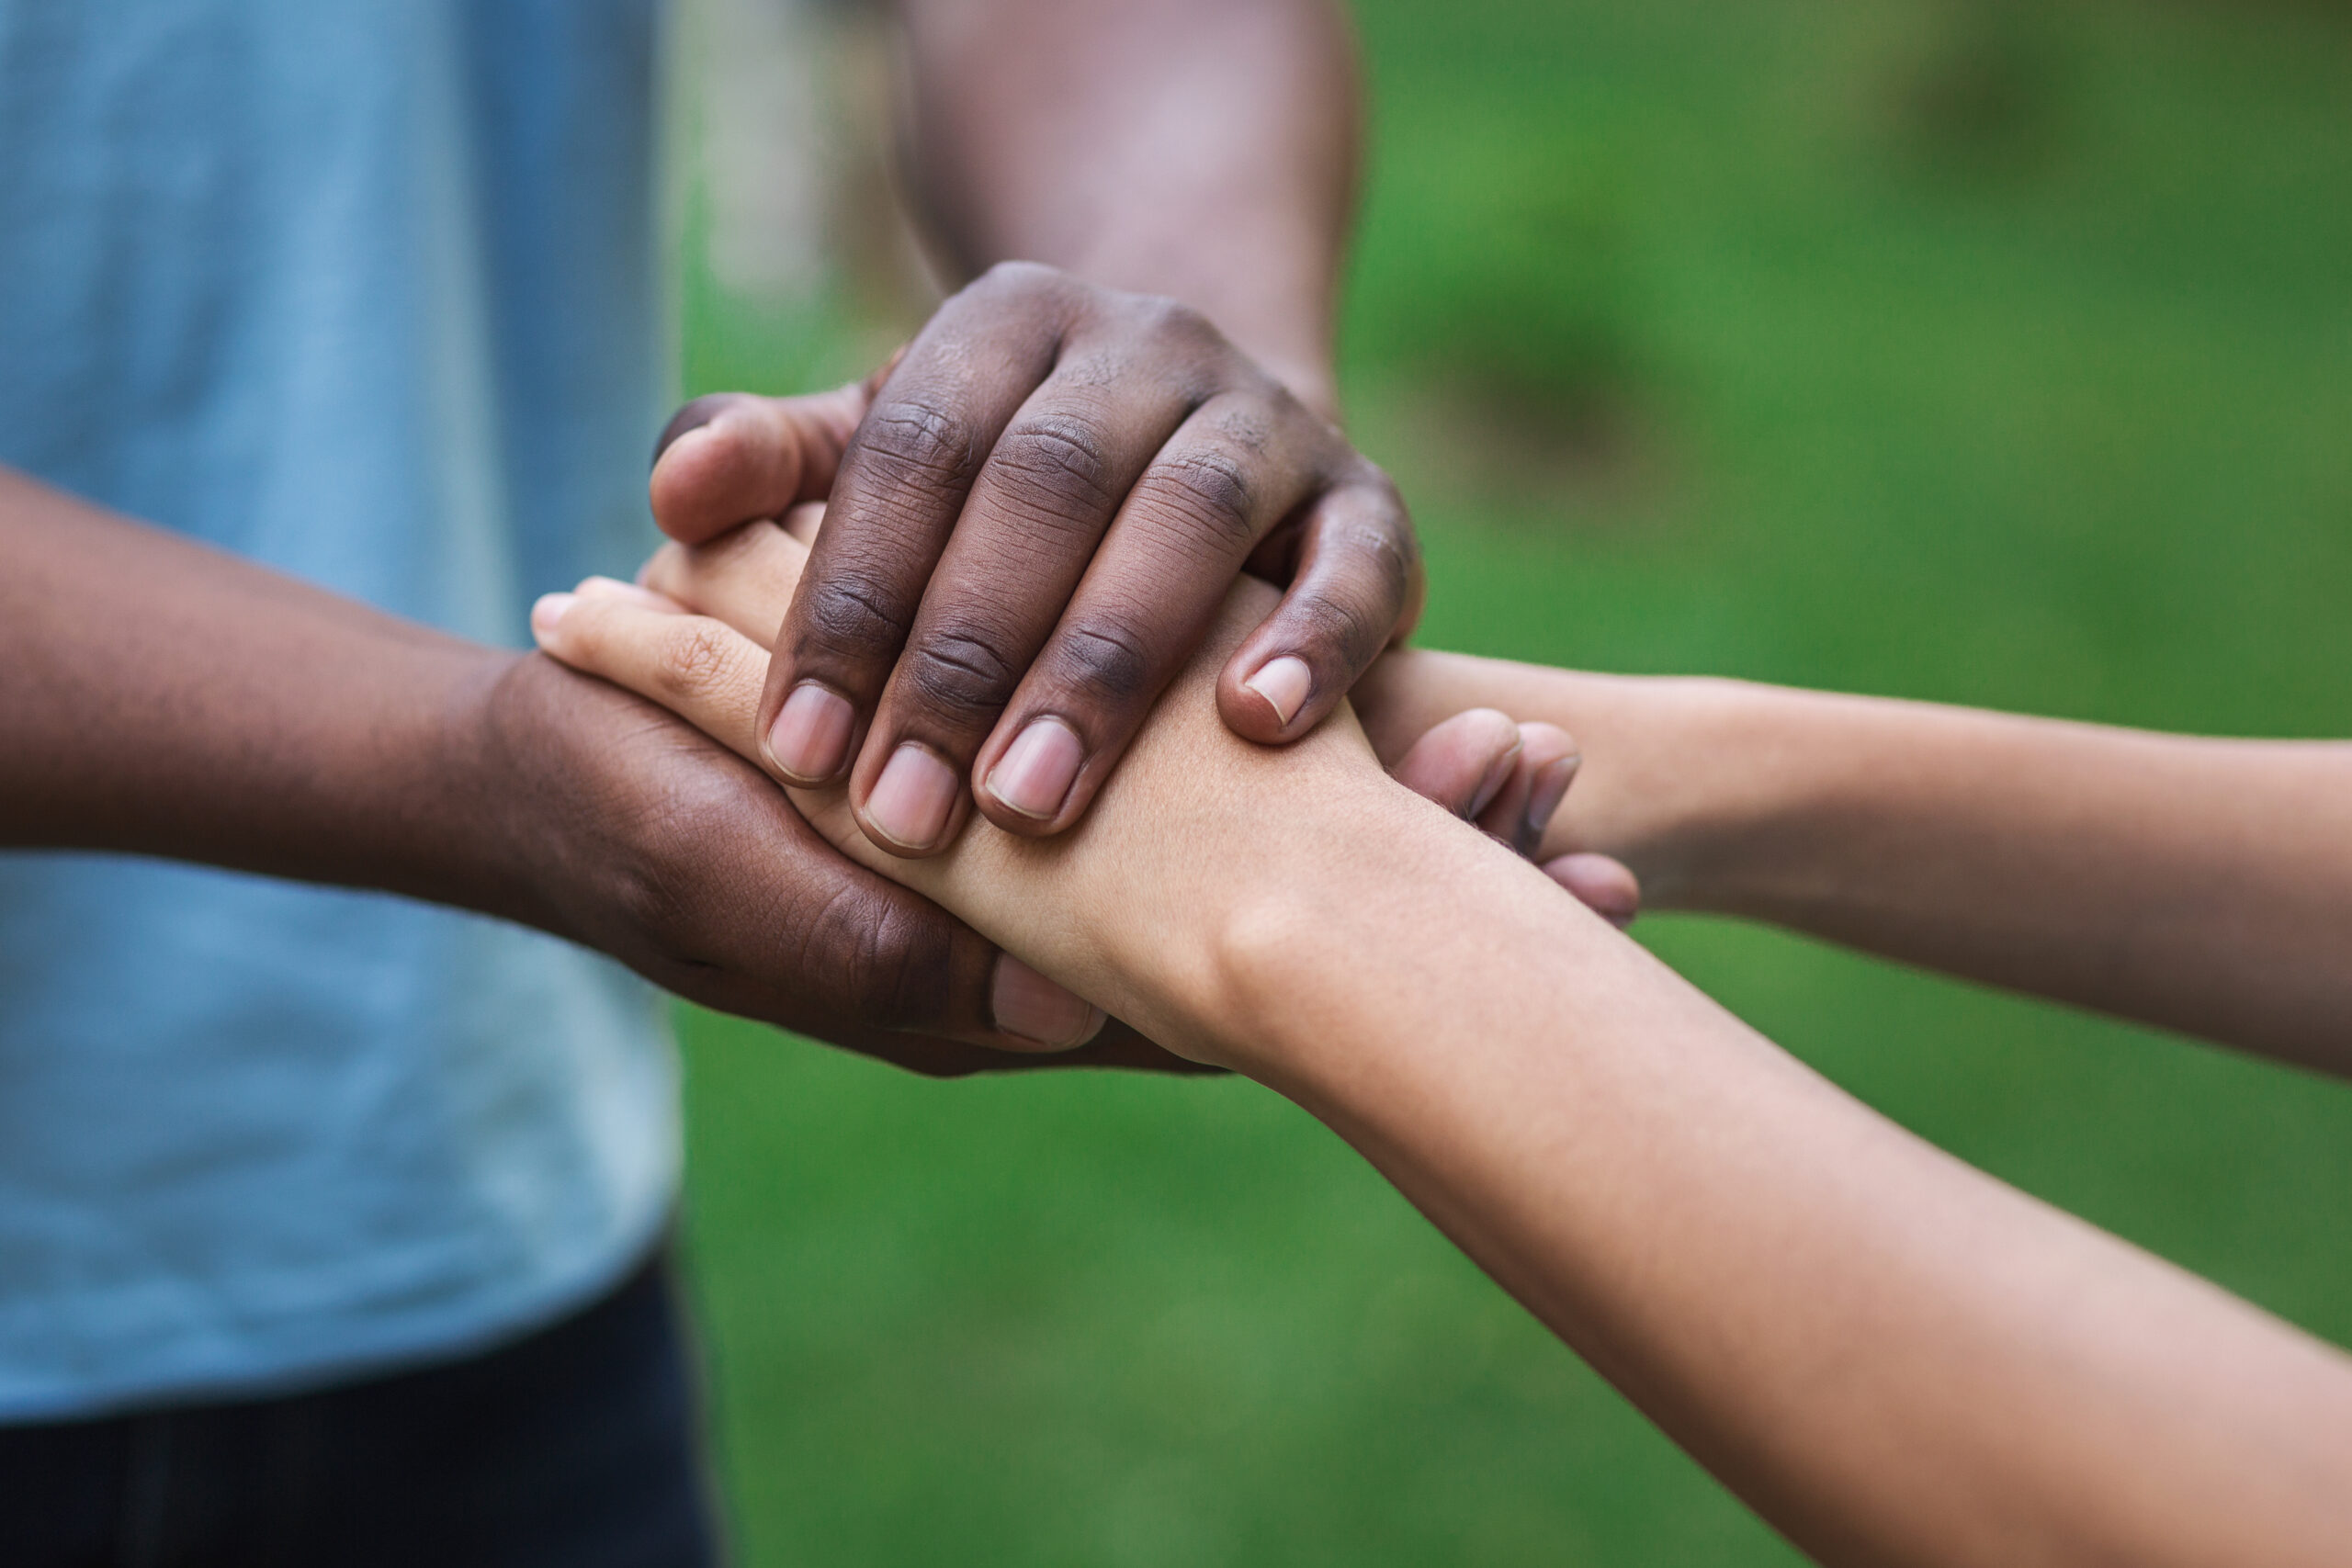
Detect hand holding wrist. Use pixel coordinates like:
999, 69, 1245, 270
533, 522, 1620, 1074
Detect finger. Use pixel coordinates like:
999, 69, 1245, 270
649, 383, 872, 545
575, 575, 690, 615
680, 840, 1100, 1055
849, 357, 1198, 852
650, 385, 866, 536
761, 276, 1071, 790
1387, 709, 1524, 820
1474, 722, 1580, 856
533, 591, 771, 761
962, 391, 1324, 839
639, 521, 812, 647
1219, 468, 1424, 745
531, 591, 1109, 1052
781, 501, 826, 545
1544, 852, 1644, 928
982, 1018, 1227, 1077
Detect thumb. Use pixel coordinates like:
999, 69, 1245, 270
648, 381, 872, 544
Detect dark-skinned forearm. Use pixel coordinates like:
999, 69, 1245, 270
891, 0, 1358, 414
0, 467, 552, 931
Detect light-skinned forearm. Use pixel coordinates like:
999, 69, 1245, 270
1357, 651, 2352, 1074
892, 0, 1357, 412
897, 622, 2352, 1566
1204, 786, 2352, 1568
541, 570, 2352, 1568
818, 626, 2352, 1568
0, 467, 544, 927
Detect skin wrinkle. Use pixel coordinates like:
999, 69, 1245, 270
852, 400, 982, 491
991, 416, 1118, 506
794, 570, 912, 660
1044, 619, 1155, 705
1141, 447, 1261, 547
899, 630, 1022, 720
986, 446, 1125, 542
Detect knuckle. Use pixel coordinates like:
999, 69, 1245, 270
1048, 615, 1155, 705
900, 623, 1020, 723
1133, 293, 1216, 354
1336, 513, 1418, 606
990, 415, 1118, 525
649, 620, 739, 703
1140, 447, 1260, 549
856, 399, 979, 490
1204, 397, 1278, 456
1292, 587, 1390, 674
798, 879, 953, 1032
607, 766, 752, 958
976, 258, 1062, 298
797, 569, 910, 661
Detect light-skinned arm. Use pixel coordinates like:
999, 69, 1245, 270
1354, 653, 2352, 1076
532, 525, 2352, 1568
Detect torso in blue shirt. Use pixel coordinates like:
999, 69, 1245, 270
0, 0, 682, 1418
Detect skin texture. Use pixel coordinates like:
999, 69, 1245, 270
653, 0, 1429, 859
6, 0, 1407, 1071
537, 524, 2352, 1568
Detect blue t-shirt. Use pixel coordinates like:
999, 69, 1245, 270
0, 0, 684, 1418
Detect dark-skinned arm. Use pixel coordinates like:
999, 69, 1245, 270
0, 461, 1172, 1073
895, 0, 1356, 416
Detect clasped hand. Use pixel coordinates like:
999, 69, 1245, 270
533, 512, 1629, 1067
519, 268, 1631, 1071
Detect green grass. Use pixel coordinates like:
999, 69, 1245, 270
673, 2, 2352, 1561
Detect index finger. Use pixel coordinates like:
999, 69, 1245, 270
1217, 465, 1424, 746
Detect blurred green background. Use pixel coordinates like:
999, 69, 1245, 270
671, 1, 2352, 1562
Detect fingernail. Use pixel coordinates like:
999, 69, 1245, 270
1244, 656, 1315, 728
529, 592, 577, 637
768, 682, 854, 783
865, 742, 960, 852
1469, 739, 1523, 820
991, 954, 1105, 1049
1525, 755, 1580, 840
985, 716, 1085, 821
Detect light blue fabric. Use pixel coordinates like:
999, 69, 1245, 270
0, 0, 684, 1418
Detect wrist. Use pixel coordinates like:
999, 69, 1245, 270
1625, 680, 1874, 918
1175, 775, 1489, 1080
433, 649, 586, 936
1199, 780, 1601, 1095
1560, 675, 1789, 912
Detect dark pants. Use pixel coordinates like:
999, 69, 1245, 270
0, 1255, 720, 1568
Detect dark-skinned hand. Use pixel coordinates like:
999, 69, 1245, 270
649, 262, 1424, 860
